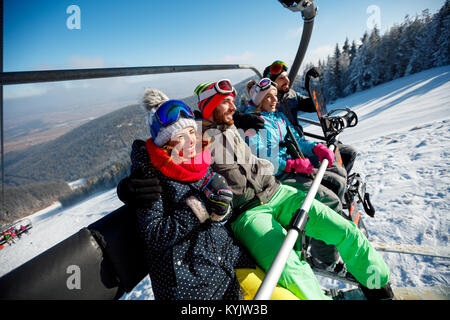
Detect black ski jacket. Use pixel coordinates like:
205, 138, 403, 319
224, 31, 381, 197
130, 140, 253, 300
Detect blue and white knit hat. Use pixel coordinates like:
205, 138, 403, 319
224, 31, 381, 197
142, 88, 197, 147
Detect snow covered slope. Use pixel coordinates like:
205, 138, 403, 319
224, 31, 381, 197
1, 66, 449, 299
312, 66, 450, 290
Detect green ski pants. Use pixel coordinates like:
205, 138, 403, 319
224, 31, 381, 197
231, 184, 390, 300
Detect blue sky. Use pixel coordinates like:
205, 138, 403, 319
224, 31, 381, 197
4, 0, 446, 106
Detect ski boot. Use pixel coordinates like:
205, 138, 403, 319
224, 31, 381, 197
359, 282, 395, 300
305, 254, 359, 286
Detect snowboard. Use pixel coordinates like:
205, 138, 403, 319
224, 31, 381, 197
306, 75, 371, 233
325, 285, 450, 300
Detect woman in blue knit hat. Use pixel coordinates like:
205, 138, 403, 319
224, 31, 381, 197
131, 88, 298, 300
131, 89, 250, 300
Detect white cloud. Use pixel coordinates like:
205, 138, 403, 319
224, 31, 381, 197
67, 56, 106, 69
286, 26, 303, 39
4, 84, 49, 99
302, 44, 335, 66
220, 51, 255, 63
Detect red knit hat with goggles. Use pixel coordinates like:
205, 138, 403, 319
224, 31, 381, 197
194, 79, 237, 119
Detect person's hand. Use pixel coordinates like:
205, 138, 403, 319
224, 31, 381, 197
193, 110, 203, 120
305, 67, 320, 95
233, 111, 265, 131
117, 166, 162, 207
313, 144, 335, 168
306, 67, 320, 79
284, 158, 315, 174
200, 173, 233, 218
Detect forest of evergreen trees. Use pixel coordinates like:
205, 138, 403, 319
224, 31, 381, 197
299, 1, 450, 103
0, 104, 148, 224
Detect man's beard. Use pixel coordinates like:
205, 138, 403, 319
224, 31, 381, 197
279, 85, 289, 94
213, 108, 234, 126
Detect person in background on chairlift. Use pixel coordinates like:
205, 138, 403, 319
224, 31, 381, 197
243, 77, 349, 271
263, 60, 358, 175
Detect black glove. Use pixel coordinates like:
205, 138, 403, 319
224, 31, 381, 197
233, 111, 265, 131
306, 67, 320, 79
193, 110, 203, 120
117, 166, 162, 207
305, 67, 320, 97
279, 0, 296, 6
200, 172, 233, 216
297, 96, 316, 113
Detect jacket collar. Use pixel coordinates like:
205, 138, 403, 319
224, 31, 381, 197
201, 118, 236, 134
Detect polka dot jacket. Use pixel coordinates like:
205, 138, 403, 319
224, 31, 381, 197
130, 140, 254, 300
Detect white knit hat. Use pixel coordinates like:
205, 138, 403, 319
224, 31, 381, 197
246, 78, 277, 107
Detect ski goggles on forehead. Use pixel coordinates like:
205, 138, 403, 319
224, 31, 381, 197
252, 78, 277, 102
269, 60, 288, 76
257, 78, 277, 90
198, 79, 235, 101
151, 100, 195, 135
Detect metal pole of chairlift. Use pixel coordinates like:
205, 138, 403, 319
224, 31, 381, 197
253, 142, 337, 300
286, 1, 317, 86
1, 0, 4, 215
0, 64, 262, 85
278, 0, 317, 128
253, 3, 322, 300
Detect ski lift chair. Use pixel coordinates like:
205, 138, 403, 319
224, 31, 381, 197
0, 205, 148, 300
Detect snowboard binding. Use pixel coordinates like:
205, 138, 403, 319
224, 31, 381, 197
321, 108, 358, 141
345, 173, 376, 218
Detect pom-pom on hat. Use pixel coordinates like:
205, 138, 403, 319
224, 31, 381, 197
142, 88, 170, 112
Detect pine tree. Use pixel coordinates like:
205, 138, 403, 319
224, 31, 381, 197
366, 26, 382, 86
293, 2, 448, 104
349, 40, 357, 64
433, 0, 450, 66
405, 11, 434, 75
320, 55, 336, 103
347, 32, 371, 92
332, 43, 343, 98
340, 38, 352, 95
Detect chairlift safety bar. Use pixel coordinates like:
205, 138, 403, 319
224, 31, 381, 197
0, 64, 262, 85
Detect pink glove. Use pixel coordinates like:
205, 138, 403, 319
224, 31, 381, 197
284, 158, 315, 174
313, 144, 335, 168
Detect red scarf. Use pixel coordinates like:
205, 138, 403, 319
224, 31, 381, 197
146, 138, 211, 182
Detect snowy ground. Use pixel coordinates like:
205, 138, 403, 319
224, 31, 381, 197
1, 66, 449, 299
0, 189, 123, 276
